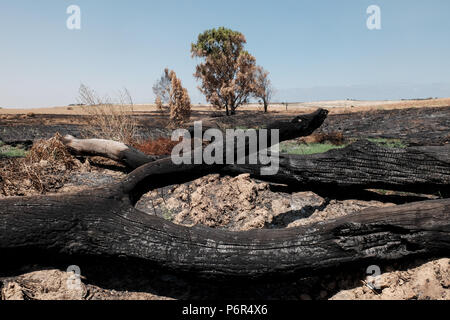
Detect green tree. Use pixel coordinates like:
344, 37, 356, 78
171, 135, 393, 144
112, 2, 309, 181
191, 27, 258, 116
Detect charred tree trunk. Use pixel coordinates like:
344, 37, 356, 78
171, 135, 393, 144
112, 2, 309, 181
226, 141, 450, 195
64, 108, 329, 168
64, 138, 450, 195
0, 187, 449, 278
62, 135, 161, 169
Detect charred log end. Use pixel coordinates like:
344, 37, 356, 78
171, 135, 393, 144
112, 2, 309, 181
268, 109, 329, 141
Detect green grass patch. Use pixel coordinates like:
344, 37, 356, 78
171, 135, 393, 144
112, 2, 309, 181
160, 206, 175, 222
281, 142, 347, 155
0, 142, 28, 158
367, 138, 408, 149
280, 137, 407, 156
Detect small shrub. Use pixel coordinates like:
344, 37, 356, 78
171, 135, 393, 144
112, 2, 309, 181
313, 132, 345, 145
78, 84, 138, 144
155, 96, 164, 111
298, 132, 345, 146
168, 70, 191, 126
133, 137, 180, 156
26, 133, 77, 169
0, 134, 82, 196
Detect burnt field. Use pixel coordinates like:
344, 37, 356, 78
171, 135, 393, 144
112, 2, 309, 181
1, 106, 450, 146
0, 105, 449, 301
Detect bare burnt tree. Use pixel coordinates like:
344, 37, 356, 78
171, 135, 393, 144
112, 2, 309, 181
152, 68, 172, 108
254, 66, 274, 113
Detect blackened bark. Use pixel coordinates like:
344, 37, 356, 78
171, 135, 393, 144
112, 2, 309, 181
225, 141, 450, 195
0, 191, 448, 278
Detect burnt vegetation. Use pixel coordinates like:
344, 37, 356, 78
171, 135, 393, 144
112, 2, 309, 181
0, 27, 449, 300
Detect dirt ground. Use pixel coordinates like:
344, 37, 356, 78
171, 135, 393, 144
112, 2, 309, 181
0, 101, 449, 300
1, 101, 449, 146
3, 258, 448, 300
135, 173, 398, 231
331, 258, 450, 300
1, 97, 450, 115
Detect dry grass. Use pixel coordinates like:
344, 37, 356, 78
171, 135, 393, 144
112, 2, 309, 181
78, 84, 138, 144
133, 137, 180, 156
2, 98, 449, 116
311, 132, 345, 145
27, 134, 77, 168
299, 131, 345, 146
0, 134, 83, 196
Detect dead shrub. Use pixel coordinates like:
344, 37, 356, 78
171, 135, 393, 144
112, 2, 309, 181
168, 70, 191, 126
133, 137, 180, 156
27, 134, 78, 169
155, 96, 164, 111
0, 134, 84, 197
78, 84, 138, 144
301, 132, 345, 146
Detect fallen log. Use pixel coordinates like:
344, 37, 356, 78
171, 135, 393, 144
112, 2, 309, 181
226, 141, 450, 195
62, 136, 160, 169
0, 109, 341, 278
2, 126, 450, 279
63, 108, 329, 168
64, 135, 450, 195
0, 185, 449, 278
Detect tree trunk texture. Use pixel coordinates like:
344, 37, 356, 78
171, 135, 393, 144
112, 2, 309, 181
0, 189, 449, 278
64, 137, 450, 195
225, 141, 450, 195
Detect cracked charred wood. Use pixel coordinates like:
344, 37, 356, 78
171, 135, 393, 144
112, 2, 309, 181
64, 135, 450, 196
225, 140, 450, 195
0, 189, 449, 278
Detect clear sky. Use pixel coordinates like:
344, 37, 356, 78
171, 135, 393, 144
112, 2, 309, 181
1, 0, 450, 108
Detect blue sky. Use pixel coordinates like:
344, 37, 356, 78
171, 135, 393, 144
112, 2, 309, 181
1, 0, 450, 107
